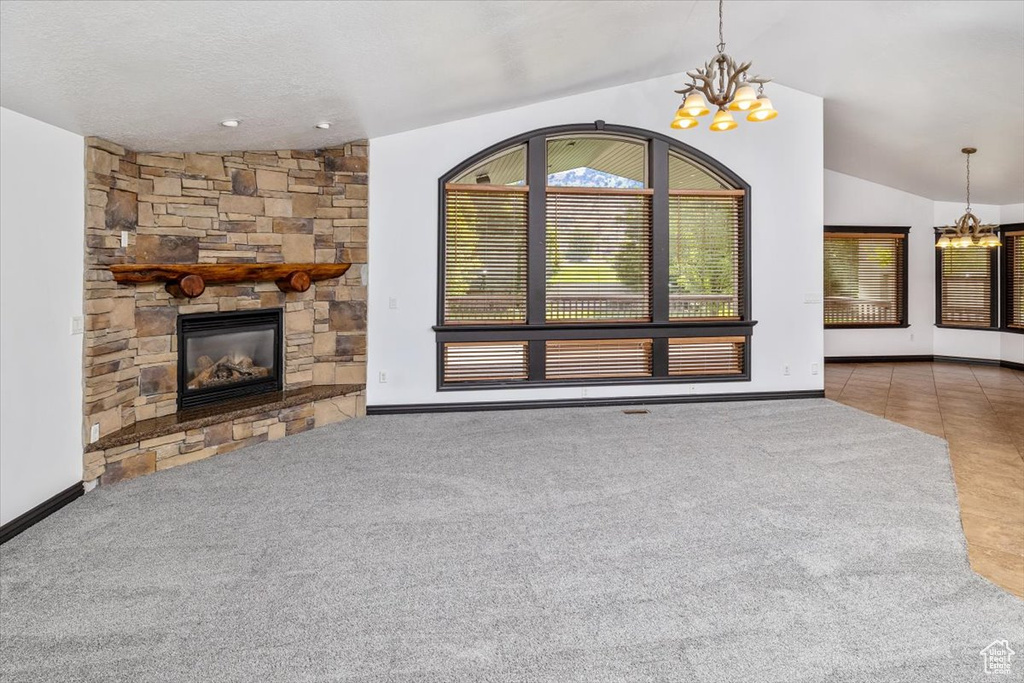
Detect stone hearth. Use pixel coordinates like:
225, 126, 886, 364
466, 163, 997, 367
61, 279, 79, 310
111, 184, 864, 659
83, 137, 368, 485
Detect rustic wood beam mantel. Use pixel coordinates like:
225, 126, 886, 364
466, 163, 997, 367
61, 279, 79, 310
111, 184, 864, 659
109, 263, 352, 299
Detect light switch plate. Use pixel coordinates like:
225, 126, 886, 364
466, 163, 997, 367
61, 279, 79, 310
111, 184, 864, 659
90, 424, 100, 443
121, 230, 129, 248
71, 316, 85, 335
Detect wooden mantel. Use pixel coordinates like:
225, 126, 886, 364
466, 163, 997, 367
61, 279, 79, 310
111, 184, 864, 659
109, 263, 352, 299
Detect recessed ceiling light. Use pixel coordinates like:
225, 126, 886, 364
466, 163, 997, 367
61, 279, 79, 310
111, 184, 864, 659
220, 119, 240, 128
315, 122, 331, 130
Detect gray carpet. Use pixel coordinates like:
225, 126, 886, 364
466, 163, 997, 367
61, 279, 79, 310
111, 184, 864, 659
1, 399, 1021, 682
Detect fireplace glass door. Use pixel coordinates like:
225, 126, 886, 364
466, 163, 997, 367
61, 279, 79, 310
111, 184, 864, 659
177, 309, 283, 410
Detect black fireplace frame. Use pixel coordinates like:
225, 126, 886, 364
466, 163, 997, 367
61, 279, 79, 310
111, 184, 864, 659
177, 308, 284, 411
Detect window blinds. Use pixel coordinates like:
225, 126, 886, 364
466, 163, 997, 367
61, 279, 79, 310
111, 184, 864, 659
443, 185, 529, 324
1006, 231, 1024, 330
545, 188, 652, 322
823, 232, 906, 326
668, 337, 745, 376
545, 339, 652, 380
939, 244, 994, 327
442, 342, 529, 383
669, 193, 744, 319
438, 131, 754, 388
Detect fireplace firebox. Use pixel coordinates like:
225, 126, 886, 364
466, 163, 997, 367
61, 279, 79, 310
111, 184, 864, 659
177, 309, 283, 410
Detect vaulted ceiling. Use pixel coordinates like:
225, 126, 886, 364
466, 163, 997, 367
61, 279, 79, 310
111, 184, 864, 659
1, 1, 1021, 203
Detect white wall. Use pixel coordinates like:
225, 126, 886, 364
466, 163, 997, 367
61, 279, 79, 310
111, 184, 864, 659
367, 75, 824, 406
1, 108, 84, 525
1001, 203, 1024, 225
823, 171, 935, 357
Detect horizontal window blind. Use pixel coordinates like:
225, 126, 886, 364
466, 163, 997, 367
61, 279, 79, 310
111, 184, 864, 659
669, 194, 743, 319
546, 188, 652, 323
823, 232, 905, 326
444, 186, 529, 324
940, 244, 993, 327
1007, 232, 1024, 329
442, 342, 528, 383
668, 337, 745, 376
545, 339, 652, 380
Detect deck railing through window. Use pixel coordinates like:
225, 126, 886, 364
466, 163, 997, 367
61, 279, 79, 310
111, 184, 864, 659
443, 185, 529, 324
546, 187, 652, 322
670, 192, 744, 319
823, 229, 907, 327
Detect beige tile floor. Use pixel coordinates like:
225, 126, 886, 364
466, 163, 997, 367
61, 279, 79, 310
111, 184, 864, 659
826, 361, 1024, 597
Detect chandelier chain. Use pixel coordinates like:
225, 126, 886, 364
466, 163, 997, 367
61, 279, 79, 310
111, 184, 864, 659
717, 0, 725, 53
965, 152, 971, 213
935, 148, 998, 249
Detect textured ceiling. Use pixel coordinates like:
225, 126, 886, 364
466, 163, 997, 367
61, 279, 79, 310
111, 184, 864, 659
1, 1, 1021, 203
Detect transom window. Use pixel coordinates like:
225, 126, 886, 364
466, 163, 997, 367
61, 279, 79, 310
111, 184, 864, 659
436, 123, 753, 389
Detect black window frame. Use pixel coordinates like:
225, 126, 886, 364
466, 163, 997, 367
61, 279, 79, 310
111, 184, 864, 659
934, 228, 999, 331
822, 225, 910, 329
1001, 223, 1024, 334
435, 121, 755, 391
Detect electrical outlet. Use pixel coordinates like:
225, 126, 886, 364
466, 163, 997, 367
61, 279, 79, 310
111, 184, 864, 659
70, 316, 84, 335
783, 363, 791, 376
90, 424, 100, 443
388, 297, 398, 310
378, 371, 388, 383
121, 230, 129, 248
811, 362, 820, 375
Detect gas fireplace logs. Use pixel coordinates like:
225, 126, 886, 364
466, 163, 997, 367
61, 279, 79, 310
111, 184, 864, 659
188, 353, 272, 390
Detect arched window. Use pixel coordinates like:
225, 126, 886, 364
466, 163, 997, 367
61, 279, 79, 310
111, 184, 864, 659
436, 122, 753, 388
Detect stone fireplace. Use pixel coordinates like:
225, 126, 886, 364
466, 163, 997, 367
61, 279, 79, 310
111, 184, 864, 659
82, 137, 368, 486
178, 309, 283, 410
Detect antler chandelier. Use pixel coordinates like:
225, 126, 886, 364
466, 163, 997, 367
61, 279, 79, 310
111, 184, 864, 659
671, 0, 777, 132
936, 148, 1001, 249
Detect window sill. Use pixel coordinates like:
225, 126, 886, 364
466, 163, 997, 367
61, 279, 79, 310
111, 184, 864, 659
435, 320, 757, 342
434, 320, 756, 332
999, 326, 1024, 335
934, 324, 1000, 332
438, 373, 752, 391
825, 323, 910, 330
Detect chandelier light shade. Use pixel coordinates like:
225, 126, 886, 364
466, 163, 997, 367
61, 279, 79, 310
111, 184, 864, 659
671, 0, 776, 132
681, 92, 711, 117
727, 85, 759, 111
710, 109, 738, 132
670, 115, 700, 130
936, 148, 1001, 250
747, 97, 777, 121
